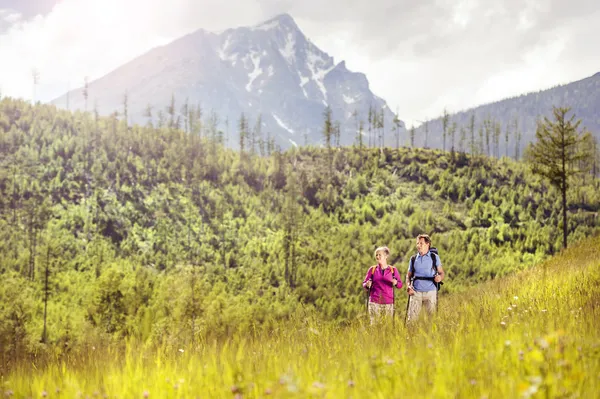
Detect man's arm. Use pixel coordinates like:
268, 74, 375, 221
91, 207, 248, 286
406, 271, 414, 293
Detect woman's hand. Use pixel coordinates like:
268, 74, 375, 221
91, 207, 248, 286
365, 280, 372, 288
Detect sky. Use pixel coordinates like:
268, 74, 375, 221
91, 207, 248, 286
0, 0, 599, 128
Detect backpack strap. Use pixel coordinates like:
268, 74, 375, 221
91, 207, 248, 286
369, 265, 376, 278
370, 265, 399, 280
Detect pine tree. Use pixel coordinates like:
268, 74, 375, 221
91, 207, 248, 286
442, 108, 449, 152
167, 94, 176, 129
524, 106, 593, 249
449, 121, 457, 154
83, 76, 89, 112
144, 104, 153, 127
513, 118, 521, 160
238, 113, 248, 154
393, 108, 402, 149
32, 68, 40, 104
469, 113, 476, 154
322, 106, 334, 178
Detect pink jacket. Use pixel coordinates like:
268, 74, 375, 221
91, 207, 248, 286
362, 265, 403, 304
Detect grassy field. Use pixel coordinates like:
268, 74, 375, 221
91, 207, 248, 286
3, 236, 600, 398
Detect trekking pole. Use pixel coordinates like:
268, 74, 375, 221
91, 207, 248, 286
404, 293, 411, 326
365, 279, 372, 318
435, 276, 439, 313
392, 280, 395, 325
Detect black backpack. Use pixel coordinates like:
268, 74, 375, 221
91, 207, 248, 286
409, 247, 443, 290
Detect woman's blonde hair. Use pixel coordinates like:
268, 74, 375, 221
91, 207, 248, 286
374, 246, 390, 259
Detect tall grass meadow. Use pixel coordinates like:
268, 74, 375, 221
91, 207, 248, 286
3, 237, 599, 398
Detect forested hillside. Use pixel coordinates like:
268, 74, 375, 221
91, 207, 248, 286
1, 97, 599, 368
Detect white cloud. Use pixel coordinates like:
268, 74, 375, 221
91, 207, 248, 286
0, 0, 599, 128
0, 0, 266, 102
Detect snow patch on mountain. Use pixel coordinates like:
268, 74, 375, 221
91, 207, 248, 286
343, 94, 356, 104
245, 51, 262, 92
280, 32, 296, 64
272, 113, 294, 134
306, 50, 335, 105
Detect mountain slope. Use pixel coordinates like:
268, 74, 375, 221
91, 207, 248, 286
413, 72, 600, 156
51, 13, 401, 149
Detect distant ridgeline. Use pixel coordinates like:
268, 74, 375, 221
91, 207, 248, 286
410, 71, 600, 159
0, 98, 599, 358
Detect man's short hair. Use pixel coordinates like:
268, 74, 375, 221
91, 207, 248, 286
417, 234, 431, 245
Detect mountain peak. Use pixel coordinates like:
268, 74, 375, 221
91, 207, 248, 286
254, 13, 299, 32
51, 12, 400, 149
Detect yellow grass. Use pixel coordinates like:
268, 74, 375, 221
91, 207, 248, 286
4, 236, 600, 398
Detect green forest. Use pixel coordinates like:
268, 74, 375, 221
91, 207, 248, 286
1, 97, 599, 373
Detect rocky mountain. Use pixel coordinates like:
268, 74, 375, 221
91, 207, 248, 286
412, 72, 600, 157
51, 13, 402, 149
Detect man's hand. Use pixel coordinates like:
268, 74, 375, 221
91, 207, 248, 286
434, 274, 442, 283
407, 286, 415, 296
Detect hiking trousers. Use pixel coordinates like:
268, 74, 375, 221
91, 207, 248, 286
368, 302, 394, 325
407, 290, 437, 323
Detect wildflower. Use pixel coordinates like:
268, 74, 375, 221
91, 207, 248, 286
312, 382, 325, 389
519, 350, 524, 361
41, 391, 47, 397
348, 380, 355, 387
500, 321, 507, 327
5, 390, 13, 397
387, 359, 394, 365
505, 340, 511, 347
143, 390, 149, 398
507, 307, 513, 311
178, 348, 184, 353
541, 309, 547, 312
470, 379, 477, 385
264, 388, 272, 395
513, 296, 518, 300
231, 385, 240, 394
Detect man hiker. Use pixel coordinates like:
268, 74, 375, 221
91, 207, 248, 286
362, 246, 403, 325
406, 234, 445, 324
